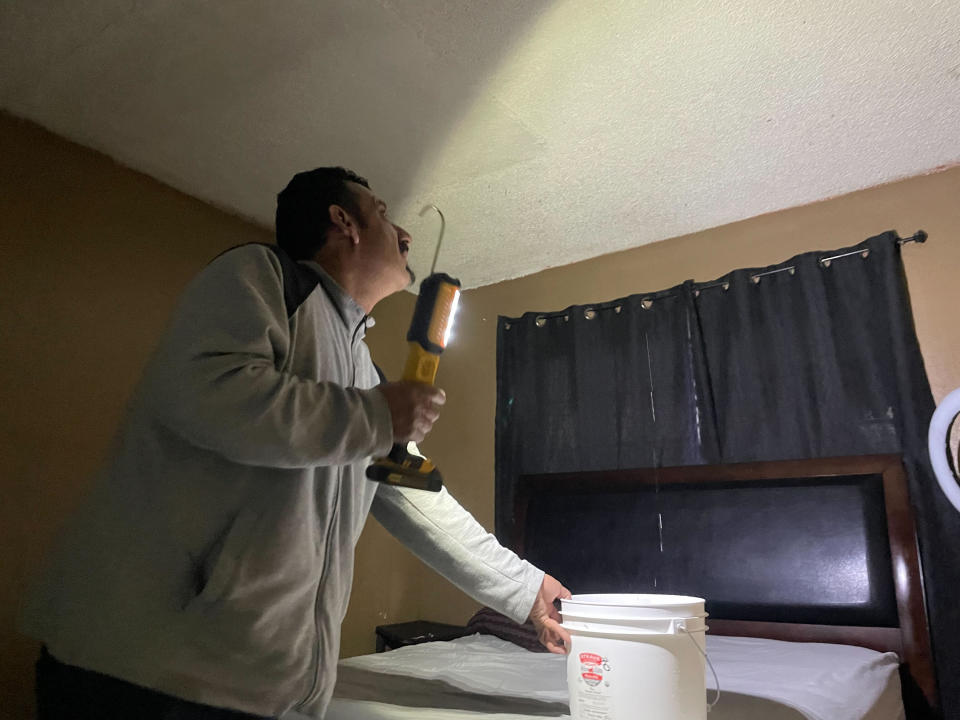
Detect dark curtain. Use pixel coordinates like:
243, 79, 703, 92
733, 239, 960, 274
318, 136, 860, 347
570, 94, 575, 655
495, 231, 960, 717
495, 286, 719, 539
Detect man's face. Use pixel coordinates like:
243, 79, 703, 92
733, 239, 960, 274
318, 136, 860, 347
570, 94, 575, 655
346, 182, 415, 293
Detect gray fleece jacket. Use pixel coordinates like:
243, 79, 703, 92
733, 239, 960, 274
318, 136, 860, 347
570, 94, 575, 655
19, 244, 543, 718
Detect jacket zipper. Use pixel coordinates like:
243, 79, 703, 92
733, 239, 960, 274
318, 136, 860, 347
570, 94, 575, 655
295, 469, 342, 710
295, 318, 365, 709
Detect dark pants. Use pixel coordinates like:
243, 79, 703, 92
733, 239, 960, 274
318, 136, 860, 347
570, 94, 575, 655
35, 648, 274, 720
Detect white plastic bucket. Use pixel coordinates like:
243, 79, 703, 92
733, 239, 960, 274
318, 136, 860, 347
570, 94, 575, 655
562, 595, 708, 720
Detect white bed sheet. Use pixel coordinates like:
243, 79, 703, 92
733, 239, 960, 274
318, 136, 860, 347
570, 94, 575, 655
303, 634, 904, 720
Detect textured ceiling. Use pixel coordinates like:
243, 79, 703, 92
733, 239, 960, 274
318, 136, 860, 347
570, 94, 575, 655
3, 1, 959, 288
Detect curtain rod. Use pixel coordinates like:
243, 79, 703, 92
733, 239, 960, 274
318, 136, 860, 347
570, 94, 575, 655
818, 229, 927, 267
510, 230, 931, 324
739, 229, 930, 280
897, 230, 928, 245
688, 230, 929, 297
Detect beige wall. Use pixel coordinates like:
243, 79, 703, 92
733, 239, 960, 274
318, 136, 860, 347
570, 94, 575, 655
2, 110, 959, 716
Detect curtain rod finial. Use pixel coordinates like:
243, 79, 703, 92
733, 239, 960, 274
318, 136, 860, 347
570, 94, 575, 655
899, 230, 928, 245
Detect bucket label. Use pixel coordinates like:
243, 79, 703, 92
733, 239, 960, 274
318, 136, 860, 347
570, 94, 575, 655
572, 651, 614, 719
578, 653, 610, 677
578, 654, 611, 687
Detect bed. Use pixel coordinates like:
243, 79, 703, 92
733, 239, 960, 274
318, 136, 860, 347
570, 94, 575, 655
320, 454, 939, 719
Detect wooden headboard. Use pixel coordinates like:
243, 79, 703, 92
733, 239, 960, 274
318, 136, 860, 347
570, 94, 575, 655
512, 454, 938, 718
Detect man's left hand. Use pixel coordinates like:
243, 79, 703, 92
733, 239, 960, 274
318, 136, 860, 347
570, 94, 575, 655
529, 574, 572, 655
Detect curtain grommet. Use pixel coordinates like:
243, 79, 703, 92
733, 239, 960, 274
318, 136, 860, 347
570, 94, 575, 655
722, 281, 730, 291
584, 309, 596, 320
535, 316, 546, 328
504, 322, 511, 330
751, 275, 761, 285
641, 298, 654, 310
615, 305, 622, 314
861, 249, 870, 259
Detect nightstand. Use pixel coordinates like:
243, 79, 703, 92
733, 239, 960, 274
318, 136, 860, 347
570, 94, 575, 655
374, 620, 470, 652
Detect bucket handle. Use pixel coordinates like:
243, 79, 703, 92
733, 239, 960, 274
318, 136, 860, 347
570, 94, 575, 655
679, 623, 721, 713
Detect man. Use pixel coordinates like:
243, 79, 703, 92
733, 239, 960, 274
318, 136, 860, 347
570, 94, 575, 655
21, 167, 571, 719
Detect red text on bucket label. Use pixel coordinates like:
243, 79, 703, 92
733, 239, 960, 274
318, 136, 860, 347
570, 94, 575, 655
582, 671, 603, 687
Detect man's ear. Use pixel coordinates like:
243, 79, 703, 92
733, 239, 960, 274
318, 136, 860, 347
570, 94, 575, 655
328, 204, 360, 245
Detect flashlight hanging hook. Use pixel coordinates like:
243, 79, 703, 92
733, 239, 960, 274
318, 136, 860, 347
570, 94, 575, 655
419, 204, 446, 276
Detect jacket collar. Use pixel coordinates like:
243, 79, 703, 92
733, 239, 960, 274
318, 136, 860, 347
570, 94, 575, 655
300, 261, 370, 338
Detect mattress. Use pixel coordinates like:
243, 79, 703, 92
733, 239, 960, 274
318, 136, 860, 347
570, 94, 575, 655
305, 633, 905, 720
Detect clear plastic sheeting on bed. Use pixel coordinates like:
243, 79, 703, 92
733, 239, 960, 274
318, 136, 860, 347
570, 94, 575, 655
302, 634, 905, 720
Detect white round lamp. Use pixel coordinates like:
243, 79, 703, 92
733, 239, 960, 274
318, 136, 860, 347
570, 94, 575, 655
928, 387, 960, 515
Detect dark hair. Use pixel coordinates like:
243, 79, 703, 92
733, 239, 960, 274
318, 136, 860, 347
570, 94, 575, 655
275, 167, 370, 260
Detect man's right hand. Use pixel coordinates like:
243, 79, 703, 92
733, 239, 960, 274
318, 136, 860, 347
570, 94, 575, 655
377, 382, 446, 443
